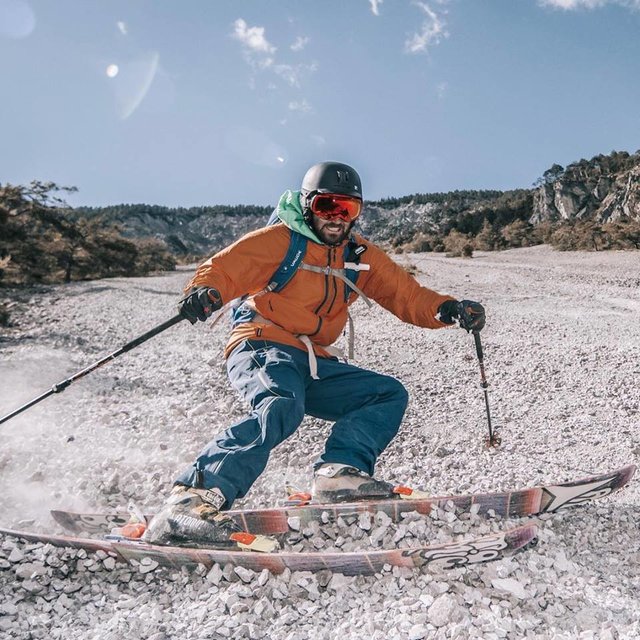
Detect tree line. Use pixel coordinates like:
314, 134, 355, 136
0, 181, 175, 287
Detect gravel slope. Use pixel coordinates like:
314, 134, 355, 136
0, 245, 638, 639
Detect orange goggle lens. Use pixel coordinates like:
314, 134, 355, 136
309, 194, 362, 222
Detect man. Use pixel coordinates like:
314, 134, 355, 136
143, 161, 485, 547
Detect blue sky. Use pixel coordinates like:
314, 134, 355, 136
1, 0, 639, 207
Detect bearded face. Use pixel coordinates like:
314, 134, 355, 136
310, 214, 354, 246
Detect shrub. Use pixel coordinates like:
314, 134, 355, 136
0, 303, 9, 326
443, 230, 473, 257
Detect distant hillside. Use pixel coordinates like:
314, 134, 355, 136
71, 204, 272, 258
2, 149, 639, 296
74, 190, 533, 257
72, 149, 640, 257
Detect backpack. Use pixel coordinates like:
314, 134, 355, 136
231, 215, 371, 328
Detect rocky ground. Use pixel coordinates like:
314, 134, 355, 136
0, 245, 638, 639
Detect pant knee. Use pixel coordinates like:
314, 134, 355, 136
260, 395, 305, 445
382, 376, 409, 409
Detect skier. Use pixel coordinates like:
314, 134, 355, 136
144, 161, 485, 545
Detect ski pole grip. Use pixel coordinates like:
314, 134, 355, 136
207, 288, 222, 307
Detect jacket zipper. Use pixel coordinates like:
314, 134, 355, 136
312, 247, 332, 315
325, 248, 339, 316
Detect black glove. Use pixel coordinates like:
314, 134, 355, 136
178, 287, 222, 324
437, 299, 486, 333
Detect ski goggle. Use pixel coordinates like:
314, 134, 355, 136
309, 193, 362, 222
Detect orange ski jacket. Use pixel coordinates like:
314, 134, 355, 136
185, 191, 456, 359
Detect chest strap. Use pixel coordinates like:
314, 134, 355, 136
294, 263, 372, 379
298, 263, 373, 308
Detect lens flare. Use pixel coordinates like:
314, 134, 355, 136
107, 51, 160, 119
0, 0, 36, 39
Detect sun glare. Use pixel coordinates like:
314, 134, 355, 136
106, 64, 119, 78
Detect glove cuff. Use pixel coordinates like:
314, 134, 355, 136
437, 299, 460, 325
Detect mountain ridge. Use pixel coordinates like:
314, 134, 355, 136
73, 149, 640, 257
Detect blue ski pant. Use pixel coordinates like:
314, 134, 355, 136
175, 340, 409, 508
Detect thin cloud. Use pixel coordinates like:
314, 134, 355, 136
232, 18, 276, 55
231, 19, 317, 89
369, 0, 384, 16
405, 2, 449, 54
288, 99, 313, 113
274, 62, 318, 87
539, 0, 640, 7
291, 36, 309, 51
117, 21, 128, 36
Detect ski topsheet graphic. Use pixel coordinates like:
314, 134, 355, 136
51, 465, 635, 536
0, 524, 538, 576
0, 465, 632, 576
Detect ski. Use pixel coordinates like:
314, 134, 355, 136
0, 524, 537, 576
51, 465, 635, 536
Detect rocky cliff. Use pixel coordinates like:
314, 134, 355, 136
530, 151, 640, 224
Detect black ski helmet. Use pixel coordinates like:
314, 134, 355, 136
301, 162, 362, 200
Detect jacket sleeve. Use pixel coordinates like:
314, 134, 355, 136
361, 244, 457, 329
183, 226, 290, 303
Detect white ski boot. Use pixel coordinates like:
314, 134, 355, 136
142, 485, 277, 552
312, 463, 397, 503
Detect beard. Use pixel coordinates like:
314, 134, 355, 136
310, 216, 354, 246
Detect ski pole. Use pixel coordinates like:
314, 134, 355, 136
472, 330, 501, 447
0, 313, 185, 426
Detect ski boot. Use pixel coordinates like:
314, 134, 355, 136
142, 485, 277, 552
312, 463, 397, 503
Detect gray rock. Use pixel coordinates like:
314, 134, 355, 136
234, 566, 256, 583
408, 624, 429, 640
0, 602, 19, 616
206, 563, 223, 586
257, 568, 270, 587
8, 548, 24, 563
20, 580, 43, 595
139, 559, 159, 574
0, 618, 15, 633
15, 562, 47, 580
491, 578, 528, 600
428, 594, 461, 628
357, 512, 372, 531
254, 597, 276, 619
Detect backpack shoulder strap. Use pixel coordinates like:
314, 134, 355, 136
342, 237, 368, 301
266, 209, 281, 226
231, 226, 307, 327
267, 229, 308, 293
